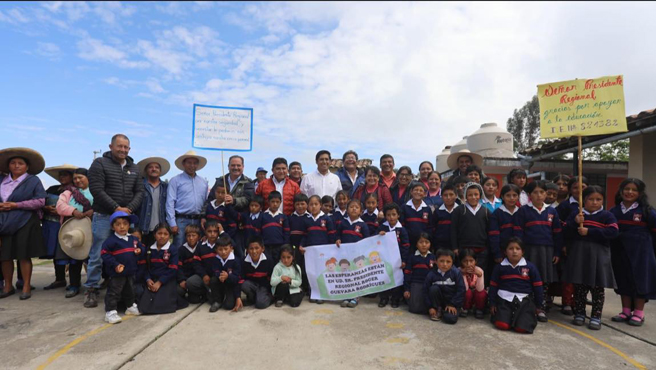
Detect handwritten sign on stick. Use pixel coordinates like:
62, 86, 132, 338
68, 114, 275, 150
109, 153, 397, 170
192, 104, 253, 151
538, 75, 628, 138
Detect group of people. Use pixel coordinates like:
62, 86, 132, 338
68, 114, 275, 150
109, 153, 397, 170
0, 134, 654, 335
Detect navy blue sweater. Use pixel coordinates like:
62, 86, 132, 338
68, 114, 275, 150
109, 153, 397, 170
361, 210, 380, 236
489, 259, 543, 307
564, 210, 619, 246
138, 242, 179, 285
261, 210, 290, 246
302, 213, 336, 247
401, 201, 433, 243
240, 211, 263, 242
242, 256, 274, 289
489, 206, 518, 260
101, 234, 142, 277
513, 205, 563, 256
209, 253, 242, 297
377, 222, 410, 263
403, 251, 436, 291
177, 242, 205, 281
332, 209, 347, 230
289, 212, 309, 247
196, 241, 218, 277
433, 205, 457, 250
205, 201, 239, 239
337, 218, 371, 244
422, 265, 466, 309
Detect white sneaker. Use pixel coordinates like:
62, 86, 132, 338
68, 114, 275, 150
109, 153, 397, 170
125, 303, 141, 316
105, 310, 122, 324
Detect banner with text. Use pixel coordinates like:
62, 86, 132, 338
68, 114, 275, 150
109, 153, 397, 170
192, 104, 253, 151
305, 232, 403, 301
538, 75, 628, 138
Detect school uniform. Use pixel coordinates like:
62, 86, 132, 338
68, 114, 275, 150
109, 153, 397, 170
488, 205, 518, 261
425, 194, 444, 209
423, 265, 466, 324
338, 217, 370, 244
564, 208, 618, 319
610, 203, 656, 299
176, 242, 206, 303
240, 211, 263, 247
404, 250, 436, 314
401, 200, 433, 249
556, 196, 580, 227
489, 258, 543, 334
513, 204, 563, 285
289, 211, 309, 248
555, 196, 581, 307
271, 262, 303, 307
196, 240, 218, 278
301, 211, 336, 247
451, 203, 490, 283
205, 200, 239, 240
378, 221, 410, 302
361, 209, 380, 236
433, 203, 457, 250
101, 233, 142, 313
209, 251, 242, 310
261, 209, 290, 263
137, 241, 184, 314
482, 196, 502, 213
241, 253, 274, 309
332, 208, 347, 229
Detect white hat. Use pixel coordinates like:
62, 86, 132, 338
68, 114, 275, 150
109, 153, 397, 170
0, 147, 46, 175
137, 157, 170, 177
44, 164, 78, 182
175, 150, 207, 171
58, 217, 93, 260
446, 149, 483, 171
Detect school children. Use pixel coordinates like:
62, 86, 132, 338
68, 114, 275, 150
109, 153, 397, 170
261, 191, 290, 263
450, 176, 469, 205
196, 221, 223, 300
450, 183, 490, 271
209, 234, 243, 312
545, 182, 559, 207
321, 195, 334, 216
423, 248, 465, 324
490, 237, 543, 334
377, 202, 410, 308
271, 245, 303, 308
101, 211, 142, 323
404, 233, 436, 314
239, 195, 264, 247
610, 178, 656, 326
507, 169, 528, 206
401, 182, 433, 249
336, 199, 370, 308
465, 165, 484, 184
361, 193, 380, 235
176, 224, 206, 304
514, 180, 563, 322
289, 194, 310, 249
564, 185, 619, 330
204, 182, 239, 248
332, 190, 349, 229
489, 184, 520, 263
459, 248, 487, 319
241, 236, 274, 309
433, 184, 458, 251
481, 176, 502, 212
552, 174, 571, 208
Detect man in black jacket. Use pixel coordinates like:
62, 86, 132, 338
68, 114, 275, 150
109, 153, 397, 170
208, 155, 254, 213
83, 134, 144, 308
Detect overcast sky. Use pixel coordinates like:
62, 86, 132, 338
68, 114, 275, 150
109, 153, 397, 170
1, 1, 654, 186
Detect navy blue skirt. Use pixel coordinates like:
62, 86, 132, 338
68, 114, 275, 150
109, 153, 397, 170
611, 232, 656, 299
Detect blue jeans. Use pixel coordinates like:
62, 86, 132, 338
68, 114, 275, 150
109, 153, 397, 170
84, 213, 112, 289
172, 217, 200, 249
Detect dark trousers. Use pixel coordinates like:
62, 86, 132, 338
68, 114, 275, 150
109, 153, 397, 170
176, 274, 206, 304
265, 243, 283, 264
55, 263, 66, 282
380, 286, 403, 301
69, 263, 83, 288
209, 276, 237, 309
105, 276, 135, 312
574, 284, 605, 319
241, 280, 272, 309
408, 283, 427, 314
273, 284, 303, 307
427, 285, 459, 324
493, 296, 537, 334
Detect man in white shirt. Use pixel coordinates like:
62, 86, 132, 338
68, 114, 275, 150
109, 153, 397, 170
300, 150, 342, 199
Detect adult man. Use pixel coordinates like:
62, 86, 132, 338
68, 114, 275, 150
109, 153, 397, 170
336, 150, 364, 197
137, 157, 170, 247
289, 161, 303, 186
85, 134, 143, 308
208, 155, 255, 213
256, 157, 301, 215
446, 149, 483, 177
300, 150, 342, 198
167, 151, 208, 249
379, 154, 396, 188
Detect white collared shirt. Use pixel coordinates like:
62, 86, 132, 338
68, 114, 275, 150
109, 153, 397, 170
335, 208, 347, 217
363, 208, 379, 218
499, 204, 517, 215
438, 203, 458, 214
482, 196, 501, 206
621, 202, 639, 214
465, 202, 482, 215
569, 196, 579, 205
382, 220, 403, 230
497, 257, 529, 303
406, 199, 428, 212
310, 211, 325, 221
183, 242, 196, 254
227, 175, 242, 192
210, 199, 226, 209
115, 232, 129, 241
345, 217, 364, 225
293, 211, 310, 217
150, 241, 171, 250
202, 241, 216, 249
250, 212, 260, 220
583, 207, 604, 215
245, 252, 267, 269
265, 208, 283, 217
519, 191, 529, 206
300, 170, 343, 199
272, 176, 286, 198
217, 251, 235, 266
415, 249, 431, 257
530, 204, 548, 215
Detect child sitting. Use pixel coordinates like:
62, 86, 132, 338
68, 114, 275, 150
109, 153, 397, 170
101, 211, 142, 324
176, 224, 206, 304
336, 199, 371, 308
209, 234, 243, 312
490, 237, 543, 334
261, 191, 290, 263
332, 190, 349, 228
271, 245, 303, 308
423, 248, 465, 324
361, 193, 380, 235
241, 236, 274, 309
378, 202, 410, 308
404, 233, 436, 314
459, 249, 487, 319
197, 221, 223, 300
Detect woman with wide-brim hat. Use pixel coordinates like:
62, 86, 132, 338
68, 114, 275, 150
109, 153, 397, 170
0, 147, 47, 300
55, 167, 94, 298
42, 164, 78, 291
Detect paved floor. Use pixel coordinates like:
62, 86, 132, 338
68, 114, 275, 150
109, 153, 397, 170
1, 263, 654, 370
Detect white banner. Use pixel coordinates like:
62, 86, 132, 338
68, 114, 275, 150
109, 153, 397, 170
305, 232, 403, 300
192, 104, 253, 151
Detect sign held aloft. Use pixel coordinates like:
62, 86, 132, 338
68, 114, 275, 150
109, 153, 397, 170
192, 104, 253, 151
538, 75, 627, 138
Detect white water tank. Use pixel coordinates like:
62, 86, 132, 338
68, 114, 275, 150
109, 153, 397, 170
467, 123, 515, 158
435, 146, 451, 173
450, 136, 468, 154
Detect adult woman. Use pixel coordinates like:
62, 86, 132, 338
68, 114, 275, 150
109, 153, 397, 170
352, 166, 392, 218
389, 166, 414, 205
56, 168, 94, 298
418, 161, 434, 189
42, 164, 77, 291
0, 148, 47, 300
425, 171, 444, 208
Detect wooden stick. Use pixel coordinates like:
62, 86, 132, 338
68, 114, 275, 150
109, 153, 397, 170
221, 150, 227, 190
578, 136, 583, 227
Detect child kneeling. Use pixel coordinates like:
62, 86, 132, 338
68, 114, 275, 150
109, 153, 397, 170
423, 249, 465, 324
241, 236, 274, 309
489, 237, 544, 334
209, 234, 243, 312
271, 245, 303, 307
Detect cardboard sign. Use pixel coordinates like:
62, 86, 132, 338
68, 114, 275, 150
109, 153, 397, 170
192, 104, 253, 151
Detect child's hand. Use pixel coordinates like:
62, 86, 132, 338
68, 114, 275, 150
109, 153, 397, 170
299, 246, 306, 254
379, 231, 386, 236
203, 275, 210, 285
179, 280, 187, 290
445, 305, 457, 315
219, 271, 228, 282
152, 281, 162, 292
578, 227, 588, 236
465, 266, 474, 275
403, 291, 410, 300
475, 269, 483, 278
134, 247, 141, 255
147, 279, 155, 289
552, 256, 560, 264
401, 262, 406, 269
115, 264, 124, 273
282, 276, 291, 283
336, 240, 341, 248
232, 297, 243, 312
575, 213, 585, 225
490, 306, 497, 315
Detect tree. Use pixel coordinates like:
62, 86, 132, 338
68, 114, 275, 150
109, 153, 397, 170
507, 95, 540, 152
582, 139, 629, 161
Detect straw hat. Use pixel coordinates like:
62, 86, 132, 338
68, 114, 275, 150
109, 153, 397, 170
175, 150, 207, 171
0, 147, 46, 175
58, 217, 93, 260
137, 157, 170, 177
446, 149, 483, 171
45, 164, 78, 182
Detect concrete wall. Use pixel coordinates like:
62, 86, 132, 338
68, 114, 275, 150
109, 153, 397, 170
629, 131, 656, 187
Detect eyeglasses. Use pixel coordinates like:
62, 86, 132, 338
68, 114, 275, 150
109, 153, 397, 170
399, 173, 412, 177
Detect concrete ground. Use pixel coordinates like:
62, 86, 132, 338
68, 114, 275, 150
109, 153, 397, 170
1, 262, 654, 370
